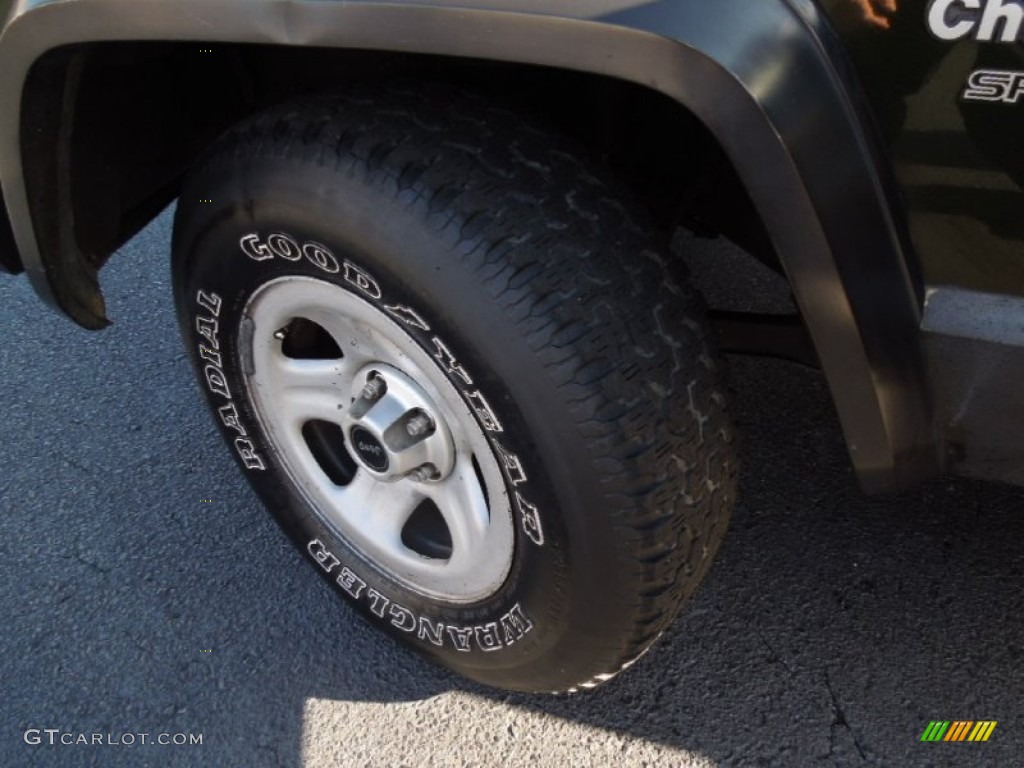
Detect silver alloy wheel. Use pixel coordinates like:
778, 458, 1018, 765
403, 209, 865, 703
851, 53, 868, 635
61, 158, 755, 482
242, 276, 514, 603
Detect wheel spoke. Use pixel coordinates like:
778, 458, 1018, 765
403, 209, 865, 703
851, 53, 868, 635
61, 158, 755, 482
424, 462, 490, 568
332, 471, 423, 548
270, 356, 355, 425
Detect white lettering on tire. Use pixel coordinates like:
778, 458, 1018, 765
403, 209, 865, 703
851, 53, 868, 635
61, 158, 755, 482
302, 242, 341, 274
337, 567, 367, 599
516, 493, 545, 547
492, 440, 528, 486
342, 260, 383, 299
196, 316, 220, 350
306, 538, 535, 653
198, 344, 223, 368
389, 604, 417, 632
366, 588, 390, 618
239, 232, 341, 274
418, 616, 445, 646
234, 438, 266, 471
432, 337, 474, 385
240, 233, 274, 261
464, 390, 504, 433
499, 603, 534, 645
446, 626, 474, 653
308, 539, 340, 573
218, 402, 246, 435
474, 622, 503, 652
204, 366, 231, 399
197, 289, 222, 316
385, 304, 431, 331
268, 233, 302, 261
195, 289, 266, 471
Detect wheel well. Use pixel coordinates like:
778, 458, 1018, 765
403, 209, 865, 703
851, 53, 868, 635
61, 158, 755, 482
22, 41, 780, 320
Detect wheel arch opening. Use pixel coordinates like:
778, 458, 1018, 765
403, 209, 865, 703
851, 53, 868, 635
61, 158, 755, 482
20, 40, 787, 341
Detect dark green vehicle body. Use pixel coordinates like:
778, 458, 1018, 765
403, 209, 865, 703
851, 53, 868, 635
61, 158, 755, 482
0, 0, 1021, 491
824, 0, 1024, 296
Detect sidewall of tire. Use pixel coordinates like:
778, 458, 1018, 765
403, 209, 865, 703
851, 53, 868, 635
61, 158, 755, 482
173, 157, 631, 691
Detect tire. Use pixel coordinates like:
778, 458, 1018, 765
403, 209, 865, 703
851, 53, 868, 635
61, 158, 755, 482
171, 85, 737, 693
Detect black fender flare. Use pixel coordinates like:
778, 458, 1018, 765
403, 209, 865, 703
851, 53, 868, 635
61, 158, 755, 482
0, 0, 939, 490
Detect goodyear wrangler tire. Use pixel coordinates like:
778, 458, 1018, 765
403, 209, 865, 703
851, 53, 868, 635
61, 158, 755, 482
170, 87, 737, 693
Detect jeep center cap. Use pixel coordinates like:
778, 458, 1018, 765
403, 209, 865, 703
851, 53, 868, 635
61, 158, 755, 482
351, 426, 389, 472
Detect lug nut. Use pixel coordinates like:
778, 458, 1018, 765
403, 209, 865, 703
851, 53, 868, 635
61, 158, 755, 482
407, 464, 440, 483
273, 328, 288, 341
361, 374, 386, 401
406, 412, 434, 437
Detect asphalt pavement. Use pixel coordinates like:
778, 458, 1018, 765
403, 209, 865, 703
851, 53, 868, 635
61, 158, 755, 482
2, 209, 1023, 767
